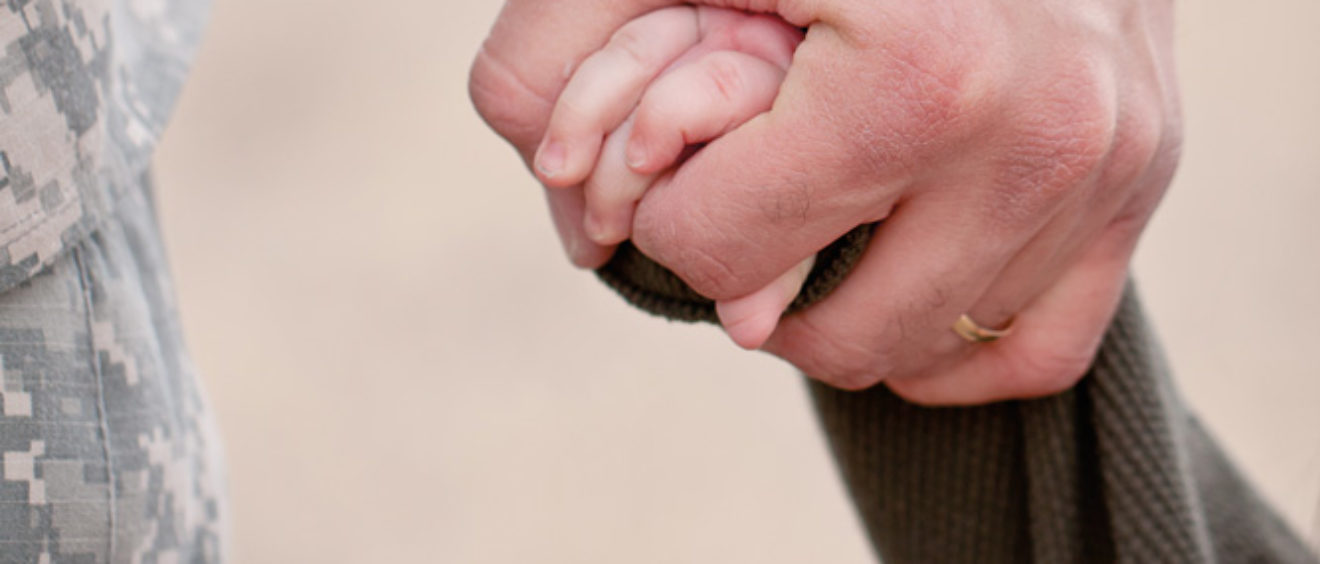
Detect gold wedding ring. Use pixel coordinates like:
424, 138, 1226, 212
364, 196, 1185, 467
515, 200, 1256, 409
953, 314, 1014, 343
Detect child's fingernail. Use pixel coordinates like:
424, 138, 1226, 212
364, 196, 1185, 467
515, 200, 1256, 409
583, 214, 605, 242
625, 140, 647, 170
537, 141, 566, 178
583, 213, 615, 244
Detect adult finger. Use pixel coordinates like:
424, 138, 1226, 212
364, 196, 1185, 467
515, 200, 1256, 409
582, 117, 656, 245
546, 186, 617, 268
629, 108, 904, 301
470, 0, 678, 269
759, 189, 1048, 390
885, 129, 1178, 403
883, 213, 1143, 405
584, 50, 790, 245
755, 102, 1119, 390
892, 90, 1176, 399
626, 23, 974, 301
625, 51, 790, 177
925, 185, 1116, 361
535, 7, 701, 187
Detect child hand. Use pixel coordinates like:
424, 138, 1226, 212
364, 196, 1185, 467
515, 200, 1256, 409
535, 6, 812, 350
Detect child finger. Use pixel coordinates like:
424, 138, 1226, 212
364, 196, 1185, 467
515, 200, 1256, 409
715, 257, 816, 350
694, 6, 804, 70
583, 116, 656, 245
626, 51, 788, 175
535, 6, 701, 187
585, 50, 790, 245
545, 186, 616, 269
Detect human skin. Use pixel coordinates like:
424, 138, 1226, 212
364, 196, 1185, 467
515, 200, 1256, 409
555, 6, 813, 349
469, 0, 1182, 405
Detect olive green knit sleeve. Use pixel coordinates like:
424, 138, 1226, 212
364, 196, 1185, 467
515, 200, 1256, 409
595, 224, 875, 323
594, 235, 1319, 563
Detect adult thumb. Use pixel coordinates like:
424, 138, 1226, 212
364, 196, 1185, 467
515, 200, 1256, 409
628, 62, 898, 302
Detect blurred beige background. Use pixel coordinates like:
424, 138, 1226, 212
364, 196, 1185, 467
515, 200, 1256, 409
150, 1, 1320, 562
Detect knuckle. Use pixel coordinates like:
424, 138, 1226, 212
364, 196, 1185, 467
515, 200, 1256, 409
632, 213, 740, 299
904, 52, 1001, 135
810, 350, 887, 392
468, 48, 552, 148
631, 94, 672, 142
1123, 101, 1164, 163
1091, 91, 1183, 226
608, 27, 661, 70
1101, 96, 1165, 189
702, 54, 748, 104
1156, 111, 1185, 171
885, 379, 949, 407
832, 27, 1006, 178
1144, 101, 1185, 189
1034, 69, 1115, 178
549, 96, 594, 132
789, 317, 889, 391
827, 370, 887, 392
1006, 346, 1094, 397
815, 348, 885, 391
679, 245, 742, 299
989, 67, 1117, 222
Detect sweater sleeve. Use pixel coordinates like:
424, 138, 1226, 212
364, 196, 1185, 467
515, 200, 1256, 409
596, 239, 1319, 563
594, 224, 875, 323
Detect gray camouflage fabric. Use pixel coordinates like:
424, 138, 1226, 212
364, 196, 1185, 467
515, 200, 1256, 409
0, 0, 225, 563
0, 0, 206, 288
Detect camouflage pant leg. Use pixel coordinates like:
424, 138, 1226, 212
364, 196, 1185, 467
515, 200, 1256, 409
0, 181, 227, 563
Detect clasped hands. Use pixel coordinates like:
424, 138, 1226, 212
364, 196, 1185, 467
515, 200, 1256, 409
470, 0, 1181, 405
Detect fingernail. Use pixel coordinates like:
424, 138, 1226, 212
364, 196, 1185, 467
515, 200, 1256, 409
625, 139, 647, 170
583, 213, 611, 244
537, 141, 566, 178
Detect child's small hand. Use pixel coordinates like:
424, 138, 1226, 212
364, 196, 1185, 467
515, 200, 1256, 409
536, 6, 810, 350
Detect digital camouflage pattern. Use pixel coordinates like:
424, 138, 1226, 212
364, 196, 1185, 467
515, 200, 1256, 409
0, 182, 226, 563
0, 0, 206, 291
0, 0, 224, 562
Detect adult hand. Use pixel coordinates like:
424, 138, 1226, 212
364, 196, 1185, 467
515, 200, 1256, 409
470, 0, 1182, 405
